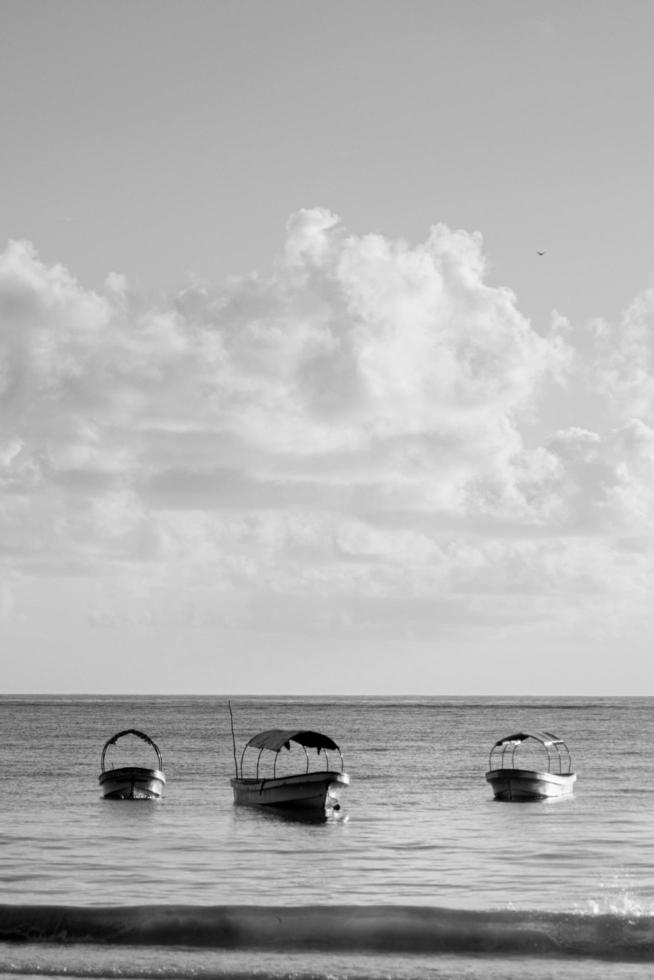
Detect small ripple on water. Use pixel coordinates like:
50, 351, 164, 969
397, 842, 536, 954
4, 695, 654, 912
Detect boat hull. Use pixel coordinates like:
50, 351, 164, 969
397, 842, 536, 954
99, 766, 166, 800
231, 771, 349, 814
486, 768, 576, 801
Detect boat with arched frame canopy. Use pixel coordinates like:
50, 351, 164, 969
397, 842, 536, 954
485, 730, 576, 801
230, 728, 349, 815
98, 729, 166, 800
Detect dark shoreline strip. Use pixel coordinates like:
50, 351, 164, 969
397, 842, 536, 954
1, 904, 653, 961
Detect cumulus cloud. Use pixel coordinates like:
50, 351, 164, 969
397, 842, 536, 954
591, 288, 654, 421
1, 211, 654, 649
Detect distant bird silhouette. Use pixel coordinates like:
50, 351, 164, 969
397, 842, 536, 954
537, 250, 546, 256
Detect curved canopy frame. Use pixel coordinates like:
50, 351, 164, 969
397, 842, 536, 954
488, 730, 573, 775
239, 728, 344, 779
100, 729, 164, 773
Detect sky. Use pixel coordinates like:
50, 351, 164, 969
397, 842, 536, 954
2, 0, 654, 694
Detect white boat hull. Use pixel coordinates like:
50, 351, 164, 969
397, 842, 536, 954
231, 770, 349, 814
99, 766, 166, 800
486, 768, 576, 801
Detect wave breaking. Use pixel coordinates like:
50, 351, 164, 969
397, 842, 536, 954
1, 903, 654, 962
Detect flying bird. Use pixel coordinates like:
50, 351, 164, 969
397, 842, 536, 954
537, 250, 546, 256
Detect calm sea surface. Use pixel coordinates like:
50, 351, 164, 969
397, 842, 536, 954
1, 694, 654, 979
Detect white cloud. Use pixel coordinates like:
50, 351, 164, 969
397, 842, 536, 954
592, 288, 654, 421
2, 212, 654, 662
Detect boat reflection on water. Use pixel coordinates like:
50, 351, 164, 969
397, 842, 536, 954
232, 799, 349, 826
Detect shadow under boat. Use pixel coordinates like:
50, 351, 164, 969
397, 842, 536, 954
233, 799, 347, 825
98, 728, 166, 800
229, 722, 350, 820
485, 730, 577, 802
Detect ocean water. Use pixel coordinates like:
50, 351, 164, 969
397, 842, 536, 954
1, 694, 654, 978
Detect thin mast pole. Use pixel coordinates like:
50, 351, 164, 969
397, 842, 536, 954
228, 700, 239, 778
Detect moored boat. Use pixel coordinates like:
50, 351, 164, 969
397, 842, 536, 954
230, 726, 349, 817
99, 729, 166, 800
485, 730, 577, 801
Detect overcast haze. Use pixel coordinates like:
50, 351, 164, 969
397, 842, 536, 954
2, 0, 654, 694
